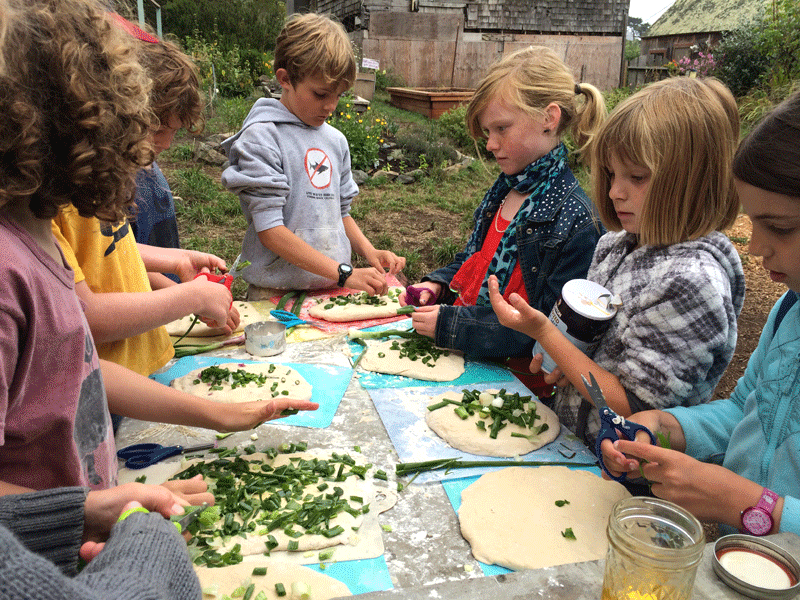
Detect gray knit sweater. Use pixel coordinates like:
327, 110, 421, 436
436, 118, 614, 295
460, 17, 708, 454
0, 487, 201, 599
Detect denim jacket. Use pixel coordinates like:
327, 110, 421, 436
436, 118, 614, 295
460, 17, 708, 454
425, 166, 603, 358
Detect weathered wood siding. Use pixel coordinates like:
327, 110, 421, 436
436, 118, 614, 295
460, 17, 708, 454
313, 0, 627, 90
359, 12, 622, 89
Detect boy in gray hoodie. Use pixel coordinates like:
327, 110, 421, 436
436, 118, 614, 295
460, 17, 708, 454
221, 13, 405, 298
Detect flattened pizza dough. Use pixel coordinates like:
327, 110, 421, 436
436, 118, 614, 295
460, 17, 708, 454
308, 287, 404, 322
165, 300, 260, 337
171, 362, 312, 403
459, 466, 630, 570
194, 560, 351, 599
426, 390, 559, 456
359, 339, 464, 382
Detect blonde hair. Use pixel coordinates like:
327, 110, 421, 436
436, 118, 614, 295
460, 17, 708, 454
0, 0, 153, 221
274, 13, 356, 88
465, 46, 606, 156
590, 77, 740, 246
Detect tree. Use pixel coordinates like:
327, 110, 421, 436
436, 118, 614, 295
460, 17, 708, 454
627, 16, 650, 41
127, 0, 285, 52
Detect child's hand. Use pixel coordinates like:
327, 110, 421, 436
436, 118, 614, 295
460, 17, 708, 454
83, 482, 192, 545
488, 275, 548, 338
347, 267, 389, 295
367, 249, 405, 275
190, 277, 235, 332
161, 474, 215, 507
411, 305, 439, 337
214, 398, 319, 432
399, 282, 441, 306
173, 250, 228, 283
529, 354, 570, 387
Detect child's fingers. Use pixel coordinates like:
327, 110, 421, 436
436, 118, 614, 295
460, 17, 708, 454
599, 439, 639, 477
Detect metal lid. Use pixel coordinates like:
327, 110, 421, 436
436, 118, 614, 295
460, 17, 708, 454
561, 279, 621, 320
713, 534, 800, 599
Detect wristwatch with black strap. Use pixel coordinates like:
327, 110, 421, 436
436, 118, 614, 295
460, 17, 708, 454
337, 263, 353, 288
741, 487, 779, 536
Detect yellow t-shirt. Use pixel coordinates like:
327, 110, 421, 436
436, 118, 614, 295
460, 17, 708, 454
52, 207, 174, 376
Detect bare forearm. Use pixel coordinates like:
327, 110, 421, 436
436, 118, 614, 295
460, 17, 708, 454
343, 215, 375, 257
257, 226, 340, 282
137, 245, 188, 274
101, 360, 220, 430
148, 272, 177, 290
78, 281, 202, 343
0, 481, 34, 497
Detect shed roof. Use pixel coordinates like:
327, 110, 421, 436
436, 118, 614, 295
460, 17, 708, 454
644, 0, 768, 37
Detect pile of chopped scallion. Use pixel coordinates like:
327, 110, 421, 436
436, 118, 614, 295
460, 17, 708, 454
172, 443, 381, 568
317, 287, 400, 309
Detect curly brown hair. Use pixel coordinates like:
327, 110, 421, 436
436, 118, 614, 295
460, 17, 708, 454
138, 36, 204, 134
0, 0, 153, 222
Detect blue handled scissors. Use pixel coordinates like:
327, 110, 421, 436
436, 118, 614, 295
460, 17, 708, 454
270, 309, 325, 330
117, 442, 215, 470
581, 372, 657, 482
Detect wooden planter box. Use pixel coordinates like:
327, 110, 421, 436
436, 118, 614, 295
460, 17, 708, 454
386, 87, 474, 119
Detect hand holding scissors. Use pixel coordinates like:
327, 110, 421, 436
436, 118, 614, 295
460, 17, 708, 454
581, 372, 657, 481
117, 442, 215, 470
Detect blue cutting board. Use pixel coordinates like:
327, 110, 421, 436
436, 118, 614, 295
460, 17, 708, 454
307, 556, 393, 595
350, 321, 515, 388
152, 356, 351, 428
368, 380, 597, 482
441, 466, 602, 576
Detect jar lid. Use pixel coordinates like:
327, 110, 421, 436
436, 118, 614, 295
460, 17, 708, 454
713, 534, 800, 600
561, 279, 621, 320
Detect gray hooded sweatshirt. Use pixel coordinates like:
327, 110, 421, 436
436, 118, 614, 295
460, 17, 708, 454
221, 98, 359, 289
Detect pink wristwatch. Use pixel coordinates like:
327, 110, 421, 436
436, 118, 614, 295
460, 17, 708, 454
741, 488, 779, 536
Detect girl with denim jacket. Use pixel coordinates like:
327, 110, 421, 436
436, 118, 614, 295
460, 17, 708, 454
491, 77, 745, 448
400, 47, 606, 392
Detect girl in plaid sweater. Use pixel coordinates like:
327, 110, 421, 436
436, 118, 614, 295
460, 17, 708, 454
490, 77, 745, 448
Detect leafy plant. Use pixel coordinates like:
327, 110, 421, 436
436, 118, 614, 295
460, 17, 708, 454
435, 104, 488, 158
375, 67, 405, 91
328, 98, 394, 171
712, 25, 770, 97
184, 35, 272, 98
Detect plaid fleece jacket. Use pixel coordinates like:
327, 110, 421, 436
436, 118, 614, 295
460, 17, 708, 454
555, 230, 745, 448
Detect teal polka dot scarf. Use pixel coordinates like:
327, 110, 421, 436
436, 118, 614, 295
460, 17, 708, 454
464, 142, 568, 306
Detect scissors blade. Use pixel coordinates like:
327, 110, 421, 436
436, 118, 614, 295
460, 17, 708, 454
177, 502, 209, 530
581, 372, 610, 412
183, 442, 215, 454
228, 254, 245, 278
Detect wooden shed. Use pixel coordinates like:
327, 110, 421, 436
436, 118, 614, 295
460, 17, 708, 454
308, 0, 630, 91
630, 0, 767, 86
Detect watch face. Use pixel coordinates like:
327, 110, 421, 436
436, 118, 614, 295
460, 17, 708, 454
742, 507, 772, 536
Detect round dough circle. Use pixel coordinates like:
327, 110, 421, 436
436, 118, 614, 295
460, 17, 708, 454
459, 466, 630, 570
171, 362, 312, 403
308, 287, 404, 322
359, 339, 464, 382
194, 560, 351, 599
426, 390, 559, 456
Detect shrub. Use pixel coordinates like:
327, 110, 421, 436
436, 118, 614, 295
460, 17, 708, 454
712, 25, 769, 97
435, 105, 488, 158
214, 96, 258, 133
394, 131, 458, 171
375, 68, 405, 91
185, 35, 272, 98
328, 97, 393, 172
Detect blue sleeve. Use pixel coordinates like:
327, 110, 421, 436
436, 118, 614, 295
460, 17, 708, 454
434, 303, 534, 358
780, 496, 800, 536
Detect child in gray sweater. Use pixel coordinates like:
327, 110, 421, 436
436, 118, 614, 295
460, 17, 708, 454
222, 13, 404, 297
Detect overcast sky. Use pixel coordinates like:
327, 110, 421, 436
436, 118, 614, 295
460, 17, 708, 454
628, 0, 676, 23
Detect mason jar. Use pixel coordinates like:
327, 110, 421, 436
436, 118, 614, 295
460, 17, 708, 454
602, 497, 706, 600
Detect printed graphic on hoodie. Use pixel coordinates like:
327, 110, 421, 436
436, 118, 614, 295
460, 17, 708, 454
305, 148, 332, 189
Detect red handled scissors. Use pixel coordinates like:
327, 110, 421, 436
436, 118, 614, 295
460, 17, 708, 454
581, 372, 656, 482
117, 442, 215, 469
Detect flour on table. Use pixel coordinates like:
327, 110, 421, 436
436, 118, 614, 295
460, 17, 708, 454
426, 390, 559, 457
165, 300, 260, 337
308, 287, 404, 322
171, 362, 312, 403
360, 339, 464, 382
459, 466, 630, 570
